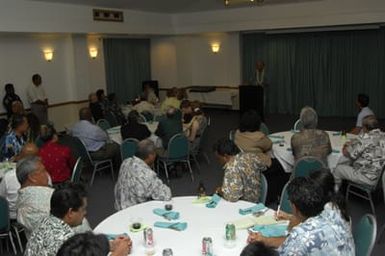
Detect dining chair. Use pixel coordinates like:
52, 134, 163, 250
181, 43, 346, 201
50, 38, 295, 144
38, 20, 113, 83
353, 214, 377, 256
76, 138, 114, 186
377, 170, 385, 243
121, 138, 139, 161
293, 119, 303, 131
0, 196, 17, 255
345, 166, 385, 215
260, 122, 270, 135
259, 173, 268, 205
105, 111, 119, 127
279, 182, 292, 214
292, 156, 325, 178
157, 133, 194, 183
71, 157, 83, 183
96, 119, 111, 131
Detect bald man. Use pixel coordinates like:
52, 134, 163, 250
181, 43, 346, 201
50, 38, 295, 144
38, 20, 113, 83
0, 143, 39, 219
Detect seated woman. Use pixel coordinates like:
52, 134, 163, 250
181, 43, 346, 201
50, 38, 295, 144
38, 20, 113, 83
234, 110, 288, 204
183, 101, 207, 150
121, 110, 151, 141
39, 124, 76, 185
160, 87, 181, 113
2, 114, 28, 161
89, 93, 104, 122
180, 99, 193, 124
107, 93, 126, 124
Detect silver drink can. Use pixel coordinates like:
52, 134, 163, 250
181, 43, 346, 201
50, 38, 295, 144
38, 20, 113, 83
162, 248, 173, 256
202, 237, 213, 256
144, 227, 154, 248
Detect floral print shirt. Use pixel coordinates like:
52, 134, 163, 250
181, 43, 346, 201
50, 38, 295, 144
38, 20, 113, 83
222, 152, 267, 203
25, 215, 74, 256
278, 203, 355, 256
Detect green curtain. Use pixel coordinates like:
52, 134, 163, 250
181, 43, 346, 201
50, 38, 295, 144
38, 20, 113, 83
242, 29, 385, 117
103, 38, 151, 103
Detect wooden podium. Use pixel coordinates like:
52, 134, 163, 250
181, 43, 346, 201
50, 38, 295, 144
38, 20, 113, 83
239, 85, 264, 121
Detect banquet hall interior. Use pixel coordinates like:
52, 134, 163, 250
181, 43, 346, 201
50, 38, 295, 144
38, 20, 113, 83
1, 0, 385, 255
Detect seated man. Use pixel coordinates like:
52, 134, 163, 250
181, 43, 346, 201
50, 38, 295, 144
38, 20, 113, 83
25, 183, 88, 256
291, 106, 331, 164
155, 107, 182, 149
114, 139, 172, 210
213, 138, 267, 203
121, 110, 151, 141
57, 232, 132, 256
0, 143, 38, 220
351, 93, 375, 135
39, 124, 76, 185
160, 87, 181, 113
334, 115, 385, 189
241, 242, 277, 256
71, 107, 120, 166
16, 156, 91, 237
2, 114, 29, 160
277, 177, 354, 255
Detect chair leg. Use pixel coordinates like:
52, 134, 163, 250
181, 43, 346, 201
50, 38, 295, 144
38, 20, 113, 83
191, 154, 201, 174
12, 226, 23, 252
163, 162, 169, 183
345, 184, 351, 203
90, 166, 97, 186
367, 192, 376, 215
187, 160, 194, 182
8, 231, 17, 255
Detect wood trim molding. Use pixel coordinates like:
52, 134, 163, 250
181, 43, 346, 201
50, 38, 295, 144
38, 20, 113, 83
159, 85, 239, 91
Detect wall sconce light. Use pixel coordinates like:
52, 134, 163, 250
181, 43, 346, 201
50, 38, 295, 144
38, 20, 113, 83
89, 48, 98, 59
43, 50, 53, 62
211, 43, 220, 54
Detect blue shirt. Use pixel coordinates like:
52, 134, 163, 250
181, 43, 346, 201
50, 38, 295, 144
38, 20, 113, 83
278, 203, 355, 256
2, 131, 25, 159
70, 120, 107, 152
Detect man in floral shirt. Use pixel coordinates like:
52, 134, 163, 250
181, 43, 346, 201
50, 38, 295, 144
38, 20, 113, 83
334, 115, 385, 189
214, 138, 267, 203
114, 139, 171, 210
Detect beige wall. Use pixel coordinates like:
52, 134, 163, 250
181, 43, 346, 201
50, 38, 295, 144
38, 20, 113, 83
48, 101, 88, 131
151, 33, 241, 88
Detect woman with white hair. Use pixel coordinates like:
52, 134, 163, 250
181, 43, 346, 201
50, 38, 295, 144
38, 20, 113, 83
291, 106, 332, 164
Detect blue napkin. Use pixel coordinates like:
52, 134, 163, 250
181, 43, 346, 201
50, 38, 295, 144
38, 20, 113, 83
290, 129, 300, 133
268, 135, 285, 139
332, 131, 342, 136
154, 222, 187, 231
250, 224, 288, 237
272, 140, 285, 144
332, 149, 340, 153
286, 148, 292, 152
105, 233, 128, 240
206, 194, 221, 208
239, 203, 266, 215
153, 208, 180, 220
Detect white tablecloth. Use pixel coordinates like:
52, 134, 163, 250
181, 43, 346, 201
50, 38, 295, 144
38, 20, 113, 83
0, 162, 16, 180
271, 131, 356, 173
94, 196, 275, 256
107, 122, 161, 147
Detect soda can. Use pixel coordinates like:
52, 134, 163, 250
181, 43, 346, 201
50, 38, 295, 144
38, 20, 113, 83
202, 237, 213, 256
225, 223, 236, 241
144, 227, 154, 248
162, 248, 173, 256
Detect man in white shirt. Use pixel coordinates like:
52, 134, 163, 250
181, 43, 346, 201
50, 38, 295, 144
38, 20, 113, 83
0, 143, 38, 219
351, 93, 374, 135
27, 74, 48, 124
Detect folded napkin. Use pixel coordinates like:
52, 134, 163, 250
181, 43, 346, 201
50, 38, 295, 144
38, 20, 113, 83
272, 140, 285, 144
206, 194, 221, 208
250, 224, 288, 237
153, 208, 180, 220
129, 224, 148, 233
239, 203, 266, 215
332, 131, 342, 136
268, 135, 285, 139
332, 149, 340, 153
105, 233, 129, 240
154, 222, 187, 231
286, 148, 292, 152
290, 129, 300, 133
192, 196, 212, 204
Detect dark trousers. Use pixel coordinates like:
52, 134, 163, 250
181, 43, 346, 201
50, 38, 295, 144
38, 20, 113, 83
263, 158, 290, 205
90, 142, 121, 170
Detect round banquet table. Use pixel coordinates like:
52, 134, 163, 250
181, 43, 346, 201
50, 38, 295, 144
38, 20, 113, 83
94, 196, 273, 256
107, 122, 161, 147
270, 130, 356, 173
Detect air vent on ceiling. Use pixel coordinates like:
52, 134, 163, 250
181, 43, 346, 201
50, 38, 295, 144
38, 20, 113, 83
93, 9, 124, 22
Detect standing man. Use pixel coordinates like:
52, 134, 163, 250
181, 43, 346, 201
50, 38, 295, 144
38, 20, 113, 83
27, 74, 48, 124
351, 93, 375, 135
252, 60, 268, 120
254, 61, 267, 87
